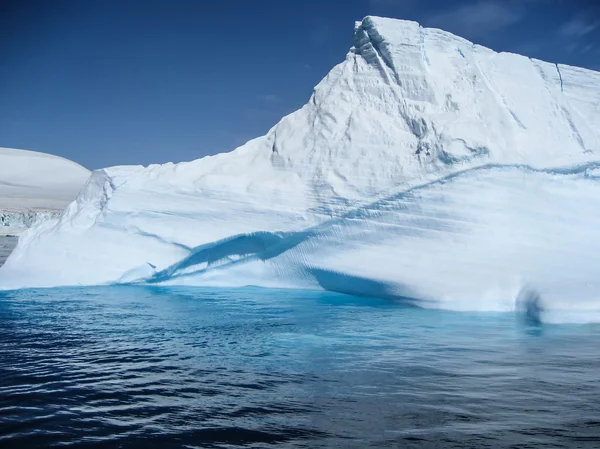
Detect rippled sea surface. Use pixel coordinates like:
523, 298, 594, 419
1, 286, 599, 448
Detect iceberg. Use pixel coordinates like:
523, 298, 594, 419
1, 17, 599, 322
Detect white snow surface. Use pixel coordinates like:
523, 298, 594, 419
0, 147, 90, 211
2, 17, 600, 322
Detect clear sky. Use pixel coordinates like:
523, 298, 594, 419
1, 0, 599, 169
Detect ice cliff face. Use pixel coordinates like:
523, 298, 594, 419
1, 17, 599, 322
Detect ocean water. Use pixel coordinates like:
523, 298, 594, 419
0, 286, 599, 448
0, 236, 17, 268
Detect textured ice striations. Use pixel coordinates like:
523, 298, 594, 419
1, 17, 599, 322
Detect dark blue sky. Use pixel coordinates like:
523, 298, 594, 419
1, 0, 599, 169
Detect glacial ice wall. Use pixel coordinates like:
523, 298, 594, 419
1, 17, 599, 322
0, 210, 61, 229
0, 210, 62, 228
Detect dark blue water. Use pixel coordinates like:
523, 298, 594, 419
1, 286, 599, 448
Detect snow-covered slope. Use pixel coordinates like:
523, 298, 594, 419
1, 17, 599, 322
0, 148, 90, 211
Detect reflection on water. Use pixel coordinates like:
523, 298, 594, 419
1, 286, 599, 448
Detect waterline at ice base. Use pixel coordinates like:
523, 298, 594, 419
1, 17, 599, 323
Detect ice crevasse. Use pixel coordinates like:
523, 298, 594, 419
2, 17, 600, 322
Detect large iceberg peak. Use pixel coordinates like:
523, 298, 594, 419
267, 15, 599, 202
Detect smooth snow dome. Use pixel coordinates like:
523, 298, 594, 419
1, 17, 599, 322
0, 147, 90, 210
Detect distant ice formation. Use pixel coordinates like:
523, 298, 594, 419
0, 148, 90, 234
1, 17, 599, 322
